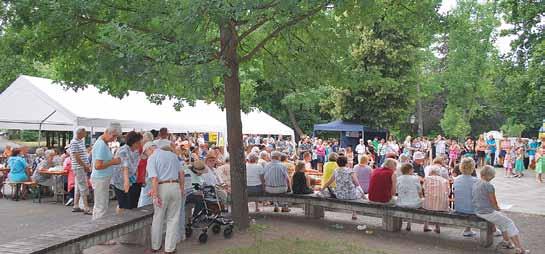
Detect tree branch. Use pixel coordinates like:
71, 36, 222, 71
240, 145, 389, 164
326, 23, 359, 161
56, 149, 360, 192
239, 16, 272, 42
240, 4, 325, 63
254, 0, 280, 10
83, 35, 217, 66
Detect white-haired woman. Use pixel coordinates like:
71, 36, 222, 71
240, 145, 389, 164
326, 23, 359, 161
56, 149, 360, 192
90, 123, 122, 220
473, 166, 529, 253
32, 149, 56, 187
32, 148, 46, 172
258, 151, 270, 168
246, 152, 265, 212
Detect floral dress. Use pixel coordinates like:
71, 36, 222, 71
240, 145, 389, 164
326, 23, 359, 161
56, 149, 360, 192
334, 167, 360, 200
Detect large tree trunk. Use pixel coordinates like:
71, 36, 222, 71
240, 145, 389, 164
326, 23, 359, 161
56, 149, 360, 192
286, 107, 305, 139
220, 20, 249, 230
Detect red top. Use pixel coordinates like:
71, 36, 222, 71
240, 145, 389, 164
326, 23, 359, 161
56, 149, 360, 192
136, 158, 147, 184
367, 166, 394, 203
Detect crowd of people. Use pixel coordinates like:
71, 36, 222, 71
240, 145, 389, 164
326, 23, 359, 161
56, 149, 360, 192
1, 127, 541, 254
295, 134, 544, 183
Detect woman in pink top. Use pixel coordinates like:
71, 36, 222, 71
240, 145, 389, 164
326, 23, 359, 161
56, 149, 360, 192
423, 167, 450, 233
448, 140, 460, 168
315, 139, 326, 172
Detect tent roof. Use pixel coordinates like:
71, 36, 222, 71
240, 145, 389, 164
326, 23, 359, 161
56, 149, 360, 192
313, 120, 365, 132
0, 75, 294, 136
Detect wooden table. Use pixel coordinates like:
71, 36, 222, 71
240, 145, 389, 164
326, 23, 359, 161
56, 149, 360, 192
38, 170, 68, 203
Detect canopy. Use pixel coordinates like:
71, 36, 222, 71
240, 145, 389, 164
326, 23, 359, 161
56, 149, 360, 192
313, 120, 365, 133
0, 75, 294, 136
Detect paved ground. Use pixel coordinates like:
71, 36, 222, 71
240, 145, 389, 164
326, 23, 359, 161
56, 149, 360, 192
1, 166, 544, 253
490, 168, 545, 215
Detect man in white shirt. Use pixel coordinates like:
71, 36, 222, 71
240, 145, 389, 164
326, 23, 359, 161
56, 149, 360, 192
435, 135, 446, 159
197, 133, 205, 146
355, 139, 366, 162
154, 127, 173, 150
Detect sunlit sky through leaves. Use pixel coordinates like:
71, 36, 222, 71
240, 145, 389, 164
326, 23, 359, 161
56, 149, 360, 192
440, 0, 514, 55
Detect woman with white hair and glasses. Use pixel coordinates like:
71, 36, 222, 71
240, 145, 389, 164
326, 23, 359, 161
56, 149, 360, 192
90, 123, 122, 220
32, 149, 56, 187
473, 165, 530, 253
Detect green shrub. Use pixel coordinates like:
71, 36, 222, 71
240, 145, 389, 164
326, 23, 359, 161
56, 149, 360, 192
20, 130, 39, 142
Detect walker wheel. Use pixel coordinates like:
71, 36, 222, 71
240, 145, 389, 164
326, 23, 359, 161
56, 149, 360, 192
212, 224, 221, 234
198, 233, 208, 244
223, 226, 233, 239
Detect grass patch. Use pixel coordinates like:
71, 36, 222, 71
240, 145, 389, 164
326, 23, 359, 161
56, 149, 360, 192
224, 238, 388, 254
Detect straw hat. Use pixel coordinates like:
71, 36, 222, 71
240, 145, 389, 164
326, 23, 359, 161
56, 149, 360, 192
192, 160, 208, 174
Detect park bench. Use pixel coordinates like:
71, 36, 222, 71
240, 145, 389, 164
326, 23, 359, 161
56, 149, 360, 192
0, 205, 153, 254
248, 193, 494, 248
2, 180, 42, 203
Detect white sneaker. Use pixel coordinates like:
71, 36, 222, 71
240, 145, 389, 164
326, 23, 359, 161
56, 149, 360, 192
462, 231, 476, 237
65, 198, 74, 206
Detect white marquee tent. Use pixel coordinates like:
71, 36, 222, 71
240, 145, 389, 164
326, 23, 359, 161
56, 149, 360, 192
0, 75, 294, 137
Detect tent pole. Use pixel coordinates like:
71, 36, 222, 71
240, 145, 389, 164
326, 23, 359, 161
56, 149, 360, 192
38, 110, 56, 147
38, 125, 42, 147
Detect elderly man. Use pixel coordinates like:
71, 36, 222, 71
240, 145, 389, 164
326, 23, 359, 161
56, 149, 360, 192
91, 123, 122, 220
147, 140, 185, 254
70, 127, 92, 215
264, 151, 291, 212
412, 151, 426, 179
355, 139, 366, 162
154, 127, 173, 150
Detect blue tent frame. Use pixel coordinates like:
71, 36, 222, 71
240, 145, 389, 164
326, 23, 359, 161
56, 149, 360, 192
313, 120, 365, 133
313, 120, 388, 148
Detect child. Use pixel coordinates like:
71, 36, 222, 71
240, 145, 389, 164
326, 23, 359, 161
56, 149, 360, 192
514, 147, 525, 178
449, 140, 460, 168
396, 163, 423, 231
536, 144, 545, 183
451, 164, 462, 178
292, 161, 314, 194
503, 148, 514, 177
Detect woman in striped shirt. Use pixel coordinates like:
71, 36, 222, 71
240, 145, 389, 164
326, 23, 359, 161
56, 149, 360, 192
422, 166, 450, 233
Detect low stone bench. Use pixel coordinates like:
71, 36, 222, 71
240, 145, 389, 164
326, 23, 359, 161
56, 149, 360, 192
0, 205, 154, 254
248, 193, 494, 248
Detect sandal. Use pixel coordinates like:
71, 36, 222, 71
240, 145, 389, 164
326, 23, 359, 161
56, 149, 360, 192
423, 227, 432, 232
72, 208, 84, 213
515, 248, 530, 254
84, 210, 93, 215
496, 241, 514, 250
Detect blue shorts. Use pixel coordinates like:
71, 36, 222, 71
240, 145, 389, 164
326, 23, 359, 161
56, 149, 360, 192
316, 155, 325, 164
